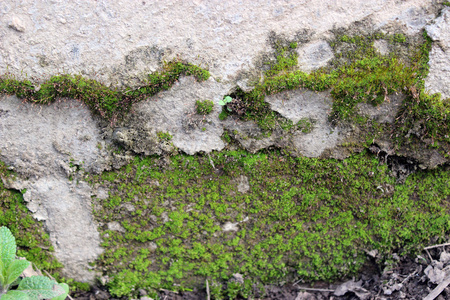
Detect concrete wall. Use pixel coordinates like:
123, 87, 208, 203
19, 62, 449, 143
1, 0, 450, 282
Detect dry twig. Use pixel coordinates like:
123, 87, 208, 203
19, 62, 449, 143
294, 285, 334, 293
206, 279, 210, 300
424, 243, 450, 250
423, 276, 450, 300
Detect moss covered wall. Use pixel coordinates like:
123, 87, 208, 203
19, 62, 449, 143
1, 1, 450, 299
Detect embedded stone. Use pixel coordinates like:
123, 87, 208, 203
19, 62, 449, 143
297, 40, 334, 72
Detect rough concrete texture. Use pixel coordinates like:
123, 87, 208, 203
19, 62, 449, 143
118, 76, 228, 155
425, 7, 450, 99
297, 41, 334, 72
0, 96, 108, 176
266, 89, 340, 157
0, 0, 449, 284
373, 39, 390, 56
6, 176, 103, 282
357, 94, 406, 124
0, 95, 105, 282
266, 89, 332, 124
0, 0, 438, 87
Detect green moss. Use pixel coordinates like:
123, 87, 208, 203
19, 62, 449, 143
296, 118, 314, 133
196, 99, 214, 115
89, 150, 450, 298
218, 110, 229, 121
222, 32, 448, 154
264, 45, 299, 77
0, 60, 210, 122
157, 131, 173, 142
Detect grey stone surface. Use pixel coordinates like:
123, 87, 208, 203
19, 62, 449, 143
386, 6, 435, 34
122, 76, 228, 155
426, 7, 450, 50
222, 222, 239, 232
0, 95, 108, 176
5, 176, 103, 282
266, 89, 332, 124
357, 94, 405, 124
425, 7, 450, 99
107, 221, 125, 233
0, 95, 106, 282
373, 39, 390, 56
291, 126, 340, 158
236, 175, 250, 193
297, 40, 334, 72
0, 0, 437, 86
266, 89, 340, 157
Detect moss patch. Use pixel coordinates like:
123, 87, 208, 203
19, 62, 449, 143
0, 60, 210, 123
196, 99, 215, 115
89, 150, 450, 298
221, 31, 449, 156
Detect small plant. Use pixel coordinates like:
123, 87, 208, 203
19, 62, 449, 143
195, 100, 214, 115
218, 96, 248, 116
0, 226, 69, 300
218, 96, 233, 112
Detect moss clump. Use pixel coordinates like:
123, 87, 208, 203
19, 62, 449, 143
296, 118, 314, 133
156, 131, 173, 142
195, 99, 214, 115
89, 150, 450, 298
225, 31, 449, 155
0, 60, 210, 122
233, 33, 423, 129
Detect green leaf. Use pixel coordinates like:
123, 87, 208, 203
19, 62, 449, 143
0, 271, 5, 287
1, 290, 30, 300
218, 100, 226, 106
6, 260, 30, 285
51, 283, 69, 300
9, 276, 22, 288
17, 276, 65, 300
224, 96, 232, 103
0, 227, 16, 273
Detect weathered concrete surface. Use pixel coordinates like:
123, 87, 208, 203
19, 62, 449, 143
0, 96, 108, 176
116, 76, 228, 155
297, 41, 334, 72
0, 0, 449, 284
266, 89, 340, 158
0, 0, 438, 87
426, 7, 450, 100
0, 95, 106, 282
357, 94, 405, 124
6, 176, 103, 282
